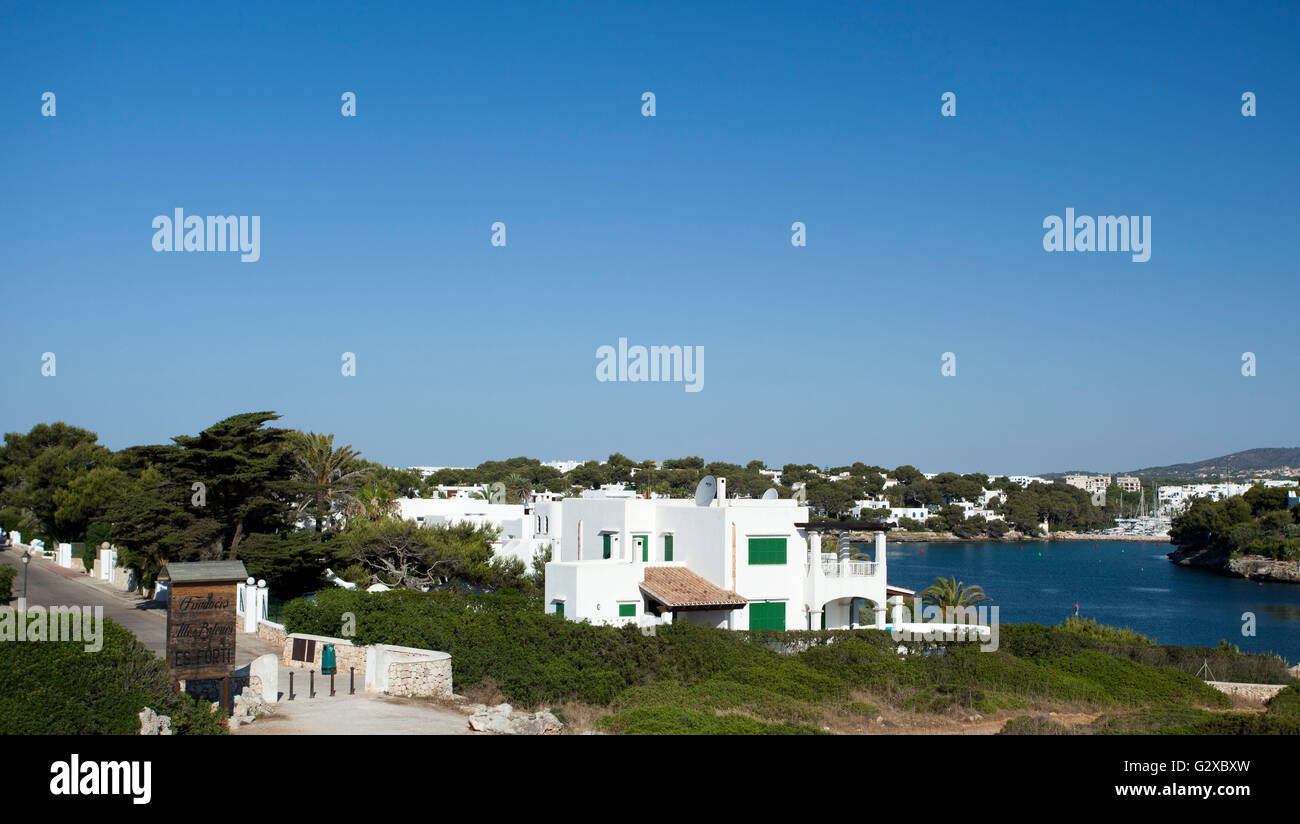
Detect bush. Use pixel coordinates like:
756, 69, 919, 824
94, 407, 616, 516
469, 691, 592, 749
280, 589, 1281, 734
1267, 685, 1300, 718
0, 566, 15, 602
0, 616, 225, 734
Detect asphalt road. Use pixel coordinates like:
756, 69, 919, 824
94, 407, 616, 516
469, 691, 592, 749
0, 546, 168, 654
0, 547, 281, 667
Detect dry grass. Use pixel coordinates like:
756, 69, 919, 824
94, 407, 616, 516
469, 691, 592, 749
458, 678, 509, 707
549, 700, 614, 733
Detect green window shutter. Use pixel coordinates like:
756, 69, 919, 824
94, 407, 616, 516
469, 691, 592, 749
602, 534, 611, 559
618, 603, 636, 617
555, 602, 564, 617
747, 537, 787, 565
749, 602, 785, 631
664, 535, 674, 561
635, 535, 649, 562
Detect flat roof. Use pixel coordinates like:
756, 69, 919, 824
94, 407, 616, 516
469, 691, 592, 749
158, 560, 249, 583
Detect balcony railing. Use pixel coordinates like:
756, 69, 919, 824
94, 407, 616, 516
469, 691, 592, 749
811, 556, 878, 577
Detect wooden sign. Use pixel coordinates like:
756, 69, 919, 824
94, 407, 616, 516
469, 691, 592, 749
159, 561, 247, 681
167, 582, 237, 679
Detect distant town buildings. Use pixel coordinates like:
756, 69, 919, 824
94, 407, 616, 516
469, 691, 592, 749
1064, 474, 1111, 494
1007, 475, 1050, 487
1116, 476, 1142, 493
1156, 483, 1254, 515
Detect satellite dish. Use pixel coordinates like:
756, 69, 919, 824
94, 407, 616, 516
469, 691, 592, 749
694, 475, 717, 507
761, 488, 779, 500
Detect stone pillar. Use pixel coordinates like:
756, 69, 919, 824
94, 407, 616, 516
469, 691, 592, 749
809, 609, 823, 631
874, 606, 887, 630
808, 532, 822, 575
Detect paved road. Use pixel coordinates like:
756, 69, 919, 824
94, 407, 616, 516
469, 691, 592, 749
1, 546, 167, 654
0, 547, 279, 667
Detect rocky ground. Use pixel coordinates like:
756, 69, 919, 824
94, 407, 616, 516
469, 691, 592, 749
1167, 545, 1300, 584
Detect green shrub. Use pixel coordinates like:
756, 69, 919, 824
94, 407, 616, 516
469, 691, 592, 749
278, 589, 1278, 734
1267, 685, 1300, 718
0, 616, 225, 734
0, 566, 15, 602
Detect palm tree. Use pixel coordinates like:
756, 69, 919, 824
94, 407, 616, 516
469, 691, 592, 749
918, 575, 990, 613
290, 432, 371, 532
505, 472, 532, 504
343, 480, 399, 523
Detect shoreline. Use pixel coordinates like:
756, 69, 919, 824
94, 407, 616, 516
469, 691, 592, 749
842, 530, 1170, 544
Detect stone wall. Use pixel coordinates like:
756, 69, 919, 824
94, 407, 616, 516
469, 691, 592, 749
1206, 681, 1289, 703
366, 644, 453, 698
282, 632, 368, 674
257, 620, 287, 647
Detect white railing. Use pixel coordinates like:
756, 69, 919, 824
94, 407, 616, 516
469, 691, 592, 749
812, 558, 878, 577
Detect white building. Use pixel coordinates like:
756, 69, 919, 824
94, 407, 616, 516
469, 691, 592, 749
889, 507, 929, 523
397, 495, 561, 567
1007, 476, 1049, 488
1156, 483, 1254, 514
544, 478, 913, 632
1064, 474, 1111, 494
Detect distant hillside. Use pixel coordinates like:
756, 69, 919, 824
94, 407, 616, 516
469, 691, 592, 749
1127, 448, 1300, 480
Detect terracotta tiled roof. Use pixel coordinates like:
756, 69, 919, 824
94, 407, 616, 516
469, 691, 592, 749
640, 567, 747, 609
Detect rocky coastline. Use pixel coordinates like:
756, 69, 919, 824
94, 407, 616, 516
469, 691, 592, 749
1166, 544, 1300, 584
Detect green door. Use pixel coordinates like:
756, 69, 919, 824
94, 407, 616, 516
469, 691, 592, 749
749, 601, 785, 631
664, 534, 674, 561
602, 534, 611, 559
555, 601, 564, 617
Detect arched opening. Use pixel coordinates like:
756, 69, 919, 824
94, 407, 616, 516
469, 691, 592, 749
815, 596, 884, 630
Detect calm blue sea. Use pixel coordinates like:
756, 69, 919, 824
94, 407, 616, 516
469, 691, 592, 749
855, 540, 1300, 664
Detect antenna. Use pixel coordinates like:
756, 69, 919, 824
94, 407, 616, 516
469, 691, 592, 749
761, 488, 779, 500
694, 475, 717, 507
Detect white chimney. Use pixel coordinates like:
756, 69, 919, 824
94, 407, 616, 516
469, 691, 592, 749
717, 477, 727, 502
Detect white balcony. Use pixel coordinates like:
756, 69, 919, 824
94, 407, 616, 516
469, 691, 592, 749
810, 554, 877, 578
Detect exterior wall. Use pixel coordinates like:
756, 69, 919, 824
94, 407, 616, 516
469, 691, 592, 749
1206, 681, 1289, 703
257, 620, 287, 647
397, 498, 525, 534
544, 560, 683, 626
282, 632, 368, 674
725, 503, 808, 631
366, 644, 452, 697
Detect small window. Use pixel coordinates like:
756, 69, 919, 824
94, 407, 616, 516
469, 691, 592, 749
618, 603, 636, 617
664, 534, 674, 562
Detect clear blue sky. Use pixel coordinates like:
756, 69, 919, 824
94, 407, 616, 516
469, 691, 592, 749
1, 1, 1296, 474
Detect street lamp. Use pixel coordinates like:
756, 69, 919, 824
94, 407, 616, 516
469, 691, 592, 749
21, 550, 30, 601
